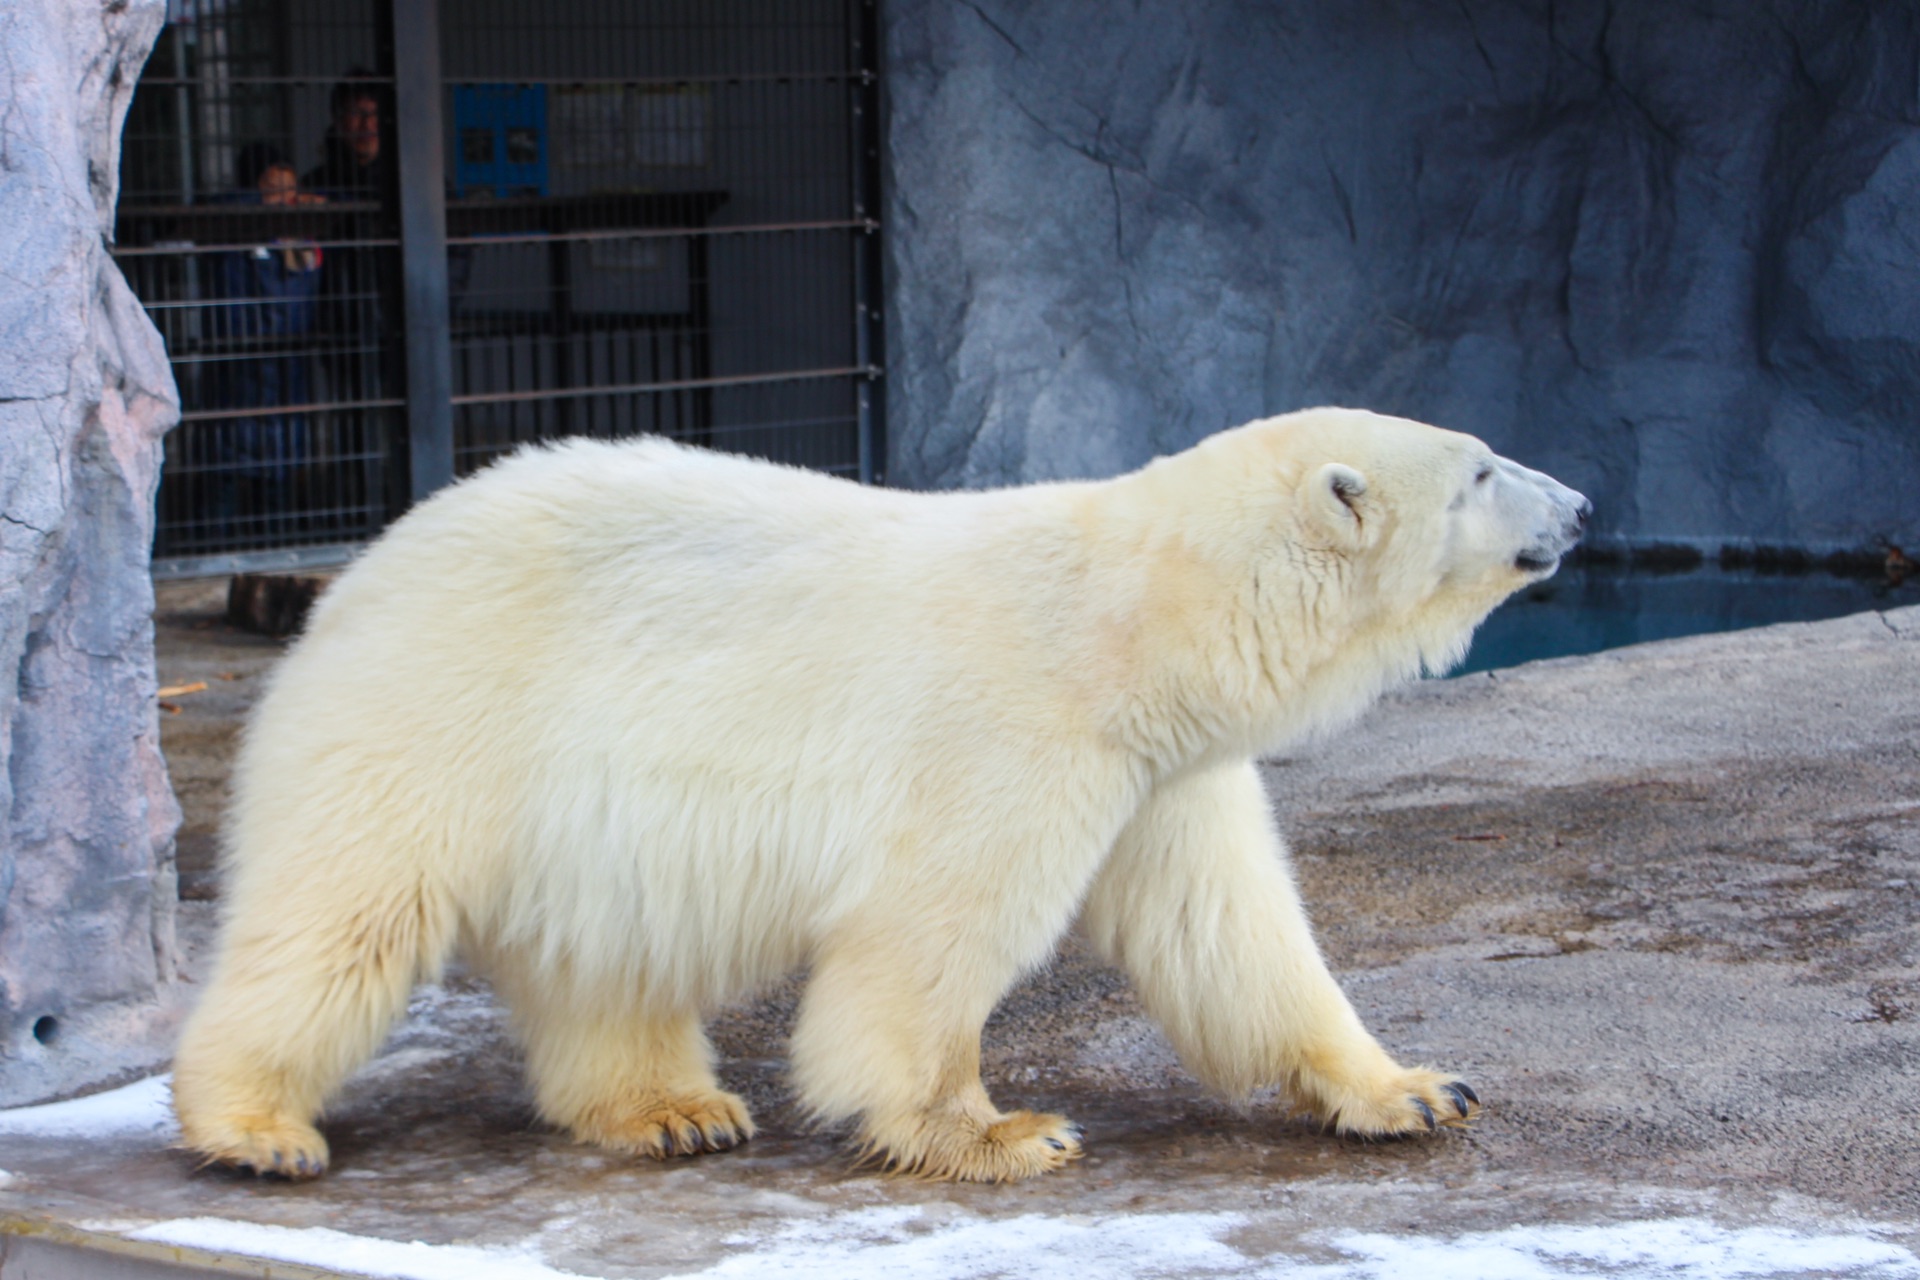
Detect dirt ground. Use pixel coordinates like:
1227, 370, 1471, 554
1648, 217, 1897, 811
2, 582, 1912, 1277
152, 578, 292, 901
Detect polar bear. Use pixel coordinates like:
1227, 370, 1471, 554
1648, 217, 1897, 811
172, 407, 1587, 1183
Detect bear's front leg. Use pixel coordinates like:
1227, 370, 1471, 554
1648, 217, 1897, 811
791, 913, 1083, 1182
1081, 760, 1481, 1138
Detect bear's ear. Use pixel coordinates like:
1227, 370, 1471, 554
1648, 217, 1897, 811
1306, 463, 1369, 537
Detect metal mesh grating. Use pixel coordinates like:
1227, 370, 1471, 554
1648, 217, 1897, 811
119, 0, 883, 576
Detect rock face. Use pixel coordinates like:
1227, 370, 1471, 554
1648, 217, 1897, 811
881, 0, 1920, 552
0, 0, 180, 1104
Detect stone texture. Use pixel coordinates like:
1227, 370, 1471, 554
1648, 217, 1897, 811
0, 0, 181, 1104
882, 0, 1920, 553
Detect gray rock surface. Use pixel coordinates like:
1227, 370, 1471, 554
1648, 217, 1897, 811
0, 0, 181, 1104
882, 0, 1920, 553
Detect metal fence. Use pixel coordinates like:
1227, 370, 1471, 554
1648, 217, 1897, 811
119, 0, 885, 577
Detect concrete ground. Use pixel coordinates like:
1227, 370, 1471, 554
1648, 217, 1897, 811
1, 584, 1917, 1277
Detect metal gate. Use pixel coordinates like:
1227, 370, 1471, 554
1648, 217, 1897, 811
119, 0, 885, 578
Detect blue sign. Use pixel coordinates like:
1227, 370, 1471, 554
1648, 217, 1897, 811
452, 85, 549, 198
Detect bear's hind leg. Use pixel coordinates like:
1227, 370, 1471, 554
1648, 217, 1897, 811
172, 877, 453, 1178
507, 981, 752, 1158
1081, 761, 1482, 1140
791, 924, 1082, 1182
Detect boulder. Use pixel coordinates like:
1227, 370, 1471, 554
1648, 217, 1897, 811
0, 0, 180, 1104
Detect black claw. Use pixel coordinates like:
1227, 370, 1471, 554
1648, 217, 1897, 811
1412, 1098, 1437, 1132
1066, 1124, 1084, 1141
1446, 1081, 1480, 1114
1044, 1138, 1066, 1151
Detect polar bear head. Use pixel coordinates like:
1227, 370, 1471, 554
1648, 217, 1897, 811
1246, 406, 1588, 675
1113, 407, 1588, 754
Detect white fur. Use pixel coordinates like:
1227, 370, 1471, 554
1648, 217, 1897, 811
172, 407, 1586, 1182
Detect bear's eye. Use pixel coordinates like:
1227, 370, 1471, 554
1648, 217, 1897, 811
1474, 466, 1493, 485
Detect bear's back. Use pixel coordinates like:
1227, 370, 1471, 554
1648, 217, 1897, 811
227, 438, 1108, 1002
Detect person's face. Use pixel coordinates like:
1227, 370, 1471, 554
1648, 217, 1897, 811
258, 164, 300, 205
337, 94, 380, 164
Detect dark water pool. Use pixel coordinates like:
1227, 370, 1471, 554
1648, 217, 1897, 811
1454, 563, 1914, 675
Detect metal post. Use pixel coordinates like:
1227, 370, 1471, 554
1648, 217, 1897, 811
848, 0, 886, 485
392, 0, 454, 502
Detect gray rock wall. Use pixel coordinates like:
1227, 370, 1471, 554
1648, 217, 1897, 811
0, 0, 180, 1104
881, 0, 1920, 552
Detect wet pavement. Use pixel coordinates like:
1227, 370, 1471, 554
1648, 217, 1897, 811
1, 587, 1916, 1277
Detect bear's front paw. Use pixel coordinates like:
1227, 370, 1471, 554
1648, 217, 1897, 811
182, 1114, 330, 1180
575, 1089, 755, 1159
866, 1108, 1083, 1182
1321, 1069, 1481, 1139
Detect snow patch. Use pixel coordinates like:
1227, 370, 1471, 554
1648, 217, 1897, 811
1319, 1218, 1920, 1279
72, 1204, 1920, 1280
694, 1206, 1244, 1277
122, 1219, 590, 1280
672, 1207, 1920, 1280
0, 1074, 176, 1139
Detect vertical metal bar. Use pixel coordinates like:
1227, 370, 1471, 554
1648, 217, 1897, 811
392, 0, 454, 502
171, 23, 194, 205
848, 0, 886, 485
689, 231, 715, 447
549, 234, 575, 437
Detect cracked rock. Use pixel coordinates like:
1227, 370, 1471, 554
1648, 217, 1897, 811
882, 0, 1920, 554
0, 0, 182, 1105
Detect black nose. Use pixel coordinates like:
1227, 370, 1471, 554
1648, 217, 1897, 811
1573, 498, 1592, 530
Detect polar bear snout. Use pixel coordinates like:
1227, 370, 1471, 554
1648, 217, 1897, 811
1503, 463, 1589, 574
1567, 494, 1593, 542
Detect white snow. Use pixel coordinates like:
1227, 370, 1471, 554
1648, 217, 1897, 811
690, 1206, 1248, 1278
122, 1219, 590, 1280
671, 1208, 1920, 1280
1315, 1218, 1920, 1279
90, 1207, 1920, 1280
0, 1074, 176, 1139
